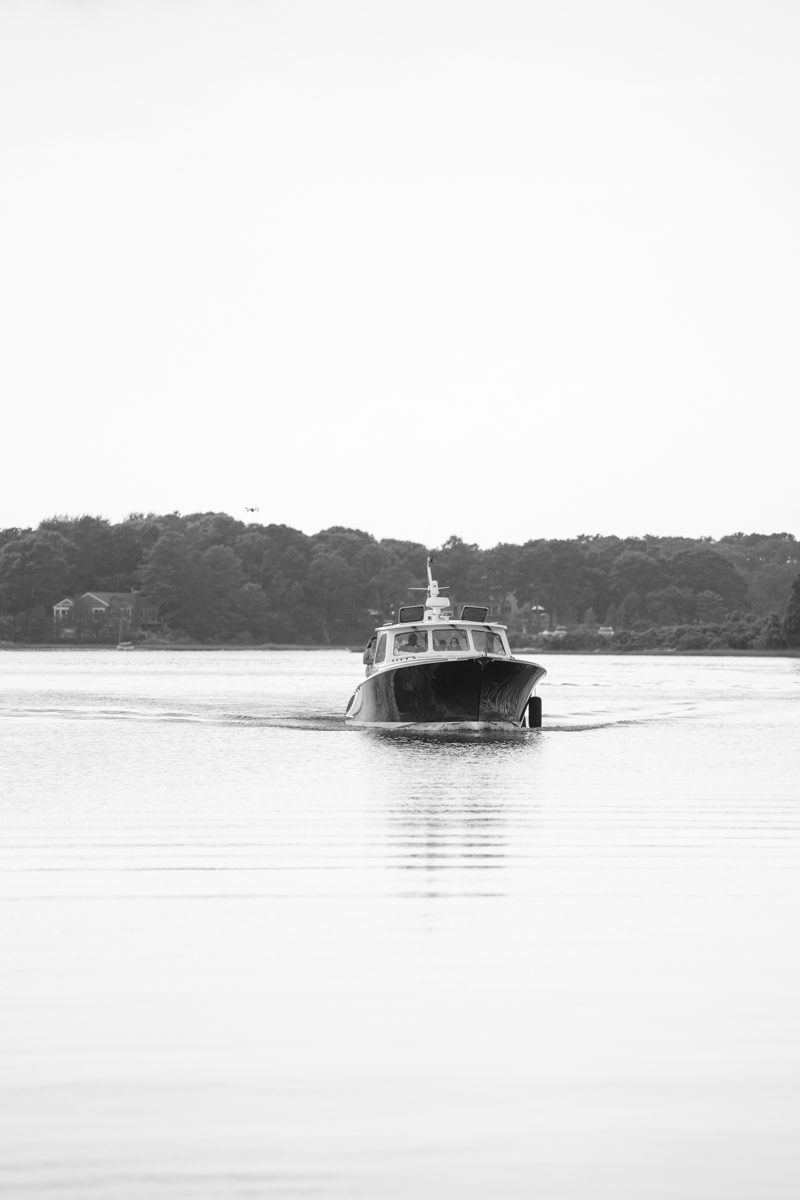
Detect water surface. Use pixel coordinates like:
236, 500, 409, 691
1, 650, 799, 1198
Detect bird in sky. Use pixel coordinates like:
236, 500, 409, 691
245, 507, 259, 513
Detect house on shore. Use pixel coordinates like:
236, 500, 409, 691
486, 594, 548, 635
53, 592, 159, 642
440, 593, 548, 636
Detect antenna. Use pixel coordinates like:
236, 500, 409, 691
409, 559, 449, 593
407, 555, 451, 617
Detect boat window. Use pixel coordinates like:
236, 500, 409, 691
472, 628, 506, 655
393, 629, 428, 655
374, 634, 387, 664
431, 627, 470, 653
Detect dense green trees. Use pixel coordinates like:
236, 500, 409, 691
472, 539, 598, 629
668, 547, 748, 608
0, 513, 797, 644
0, 531, 77, 612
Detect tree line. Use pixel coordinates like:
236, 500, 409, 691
0, 513, 799, 646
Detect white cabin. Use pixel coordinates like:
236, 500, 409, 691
367, 619, 511, 674
364, 558, 514, 675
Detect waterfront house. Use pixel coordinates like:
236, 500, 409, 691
486, 594, 548, 635
53, 592, 159, 642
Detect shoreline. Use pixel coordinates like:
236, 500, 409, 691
515, 647, 800, 658
0, 643, 343, 652
1, 644, 798, 658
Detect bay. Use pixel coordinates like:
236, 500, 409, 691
1, 650, 799, 1199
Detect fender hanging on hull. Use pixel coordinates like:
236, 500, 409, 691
345, 658, 545, 725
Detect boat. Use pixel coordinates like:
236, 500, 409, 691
345, 557, 546, 730
116, 617, 135, 650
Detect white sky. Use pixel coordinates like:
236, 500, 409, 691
1, 0, 798, 547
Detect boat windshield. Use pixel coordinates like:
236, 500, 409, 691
431, 627, 470, 652
394, 629, 428, 655
472, 628, 506, 655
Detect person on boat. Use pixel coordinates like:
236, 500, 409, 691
363, 635, 377, 676
393, 630, 428, 655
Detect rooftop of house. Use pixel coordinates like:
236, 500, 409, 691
53, 591, 144, 610
82, 591, 138, 606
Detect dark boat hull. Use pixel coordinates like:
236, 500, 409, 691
345, 657, 545, 726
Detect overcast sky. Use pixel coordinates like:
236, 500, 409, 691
1, 1, 798, 547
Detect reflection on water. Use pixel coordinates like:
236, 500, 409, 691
1, 650, 800, 1199
374, 738, 533, 899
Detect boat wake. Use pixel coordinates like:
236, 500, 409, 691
0, 703, 650, 734
358, 720, 532, 740
0, 703, 344, 730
